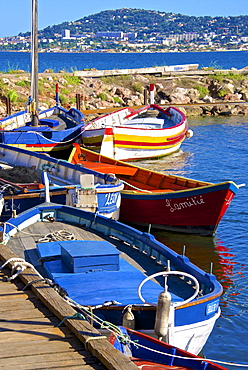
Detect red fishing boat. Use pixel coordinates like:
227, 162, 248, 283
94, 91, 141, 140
69, 144, 240, 236
109, 326, 228, 370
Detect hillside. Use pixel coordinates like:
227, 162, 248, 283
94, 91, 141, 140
18, 8, 248, 38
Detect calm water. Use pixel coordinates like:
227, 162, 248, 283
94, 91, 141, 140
134, 116, 248, 369
1, 50, 247, 367
0, 50, 248, 72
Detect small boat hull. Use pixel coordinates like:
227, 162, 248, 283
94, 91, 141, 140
0, 106, 85, 153
81, 105, 190, 161
69, 145, 239, 236
109, 326, 228, 370
0, 144, 123, 220
120, 183, 237, 236
2, 203, 223, 355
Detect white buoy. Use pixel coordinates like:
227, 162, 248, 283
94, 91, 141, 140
186, 129, 194, 138
154, 289, 171, 340
122, 305, 135, 329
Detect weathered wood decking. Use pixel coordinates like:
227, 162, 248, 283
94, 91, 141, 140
0, 242, 138, 370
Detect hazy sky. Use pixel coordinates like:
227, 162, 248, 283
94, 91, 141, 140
0, 0, 247, 38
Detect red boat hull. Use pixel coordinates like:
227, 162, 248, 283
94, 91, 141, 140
120, 186, 236, 236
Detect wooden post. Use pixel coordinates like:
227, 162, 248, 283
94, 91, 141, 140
76, 93, 81, 110
144, 88, 148, 105
5, 97, 11, 116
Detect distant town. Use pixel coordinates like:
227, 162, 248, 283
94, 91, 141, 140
1, 8, 248, 53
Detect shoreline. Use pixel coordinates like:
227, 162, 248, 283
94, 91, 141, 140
1, 68, 248, 118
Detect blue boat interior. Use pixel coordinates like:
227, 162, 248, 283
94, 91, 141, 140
37, 239, 190, 307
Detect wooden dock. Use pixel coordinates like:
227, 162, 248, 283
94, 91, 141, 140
0, 243, 138, 370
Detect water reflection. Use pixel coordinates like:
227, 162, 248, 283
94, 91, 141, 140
152, 230, 235, 295
127, 150, 192, 176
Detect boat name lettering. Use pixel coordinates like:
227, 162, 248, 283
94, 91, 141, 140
165, 196, 205, 212
4, 202, 21, 212
206, 300, 219, 315
105, 192, 118, 206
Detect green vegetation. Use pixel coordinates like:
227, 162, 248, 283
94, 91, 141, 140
59, 94, 67, 105
61, 88, 71, 95
69, 97, 76, 104
194, 85, 209, 98
15, 80, 30, 87
63, 75, 81, 85
26, 9, 248, 39
218, 89, 227, 97
98, 92, 108, 101
132, 82, 143, 93
113, 96, 123, 104
210, 72, 246, 83
101, 76, 116, 84
7, 90, 18, 102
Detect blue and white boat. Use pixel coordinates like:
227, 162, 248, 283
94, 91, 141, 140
2, 202, 223, 355
0, 143, 123, 220
0, 101, 85, 153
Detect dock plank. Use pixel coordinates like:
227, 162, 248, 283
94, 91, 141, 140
0, 243, 138, 370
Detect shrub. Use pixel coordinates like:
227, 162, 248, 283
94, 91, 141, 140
15, 80, 30, 87
63, 74, 81, 85
218, 89, 227, 97
98, 92, 107, 101
61, 88, 71, 95
132, 82, 143, 93
101, 76, 116, 84
59, 94, 67, 105
7, 89, 18, 102
194, 85, 209, 98
113, 96, 123, 104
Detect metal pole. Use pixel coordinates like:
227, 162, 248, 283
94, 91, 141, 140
31, 0, 39, 126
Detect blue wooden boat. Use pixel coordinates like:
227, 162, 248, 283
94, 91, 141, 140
0, 0, 85, 154
0, 87, 85, 154
109, 326, 228, 370
2, 202, 223, 355
0, 143, 123, 220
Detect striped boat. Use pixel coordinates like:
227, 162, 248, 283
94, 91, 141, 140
81, 102, 193, 161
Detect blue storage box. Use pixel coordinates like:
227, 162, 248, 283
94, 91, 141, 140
61, 240, 120, 273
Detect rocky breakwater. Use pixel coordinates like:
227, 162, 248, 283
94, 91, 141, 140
1, 67, 248, 120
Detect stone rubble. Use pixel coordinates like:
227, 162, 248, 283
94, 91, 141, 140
1, 69, 248, 120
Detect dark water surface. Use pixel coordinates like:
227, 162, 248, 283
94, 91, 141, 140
133, 116, 248, 369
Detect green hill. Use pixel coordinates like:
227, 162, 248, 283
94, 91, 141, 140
18, 8, 248, 38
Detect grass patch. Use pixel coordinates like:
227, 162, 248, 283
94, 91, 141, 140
7, 89, 18, 102
113, 96, 123, 104
131, 82, 143, 93
59, 94, 67, 105
15, 80, 30, 87
209, 72, 246, 83
63, 74, 81, 85
194, 84, 209, 98
98, 92, 107, 101
218, 89, 227, 97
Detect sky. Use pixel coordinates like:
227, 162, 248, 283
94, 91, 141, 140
0, 0, 247, 38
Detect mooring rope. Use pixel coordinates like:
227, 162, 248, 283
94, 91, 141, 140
38, 230, 75, 243
121, 179, 152, 193
0, 257, 43, 281
62, 296, 248, 368
24, 129, 83, 144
